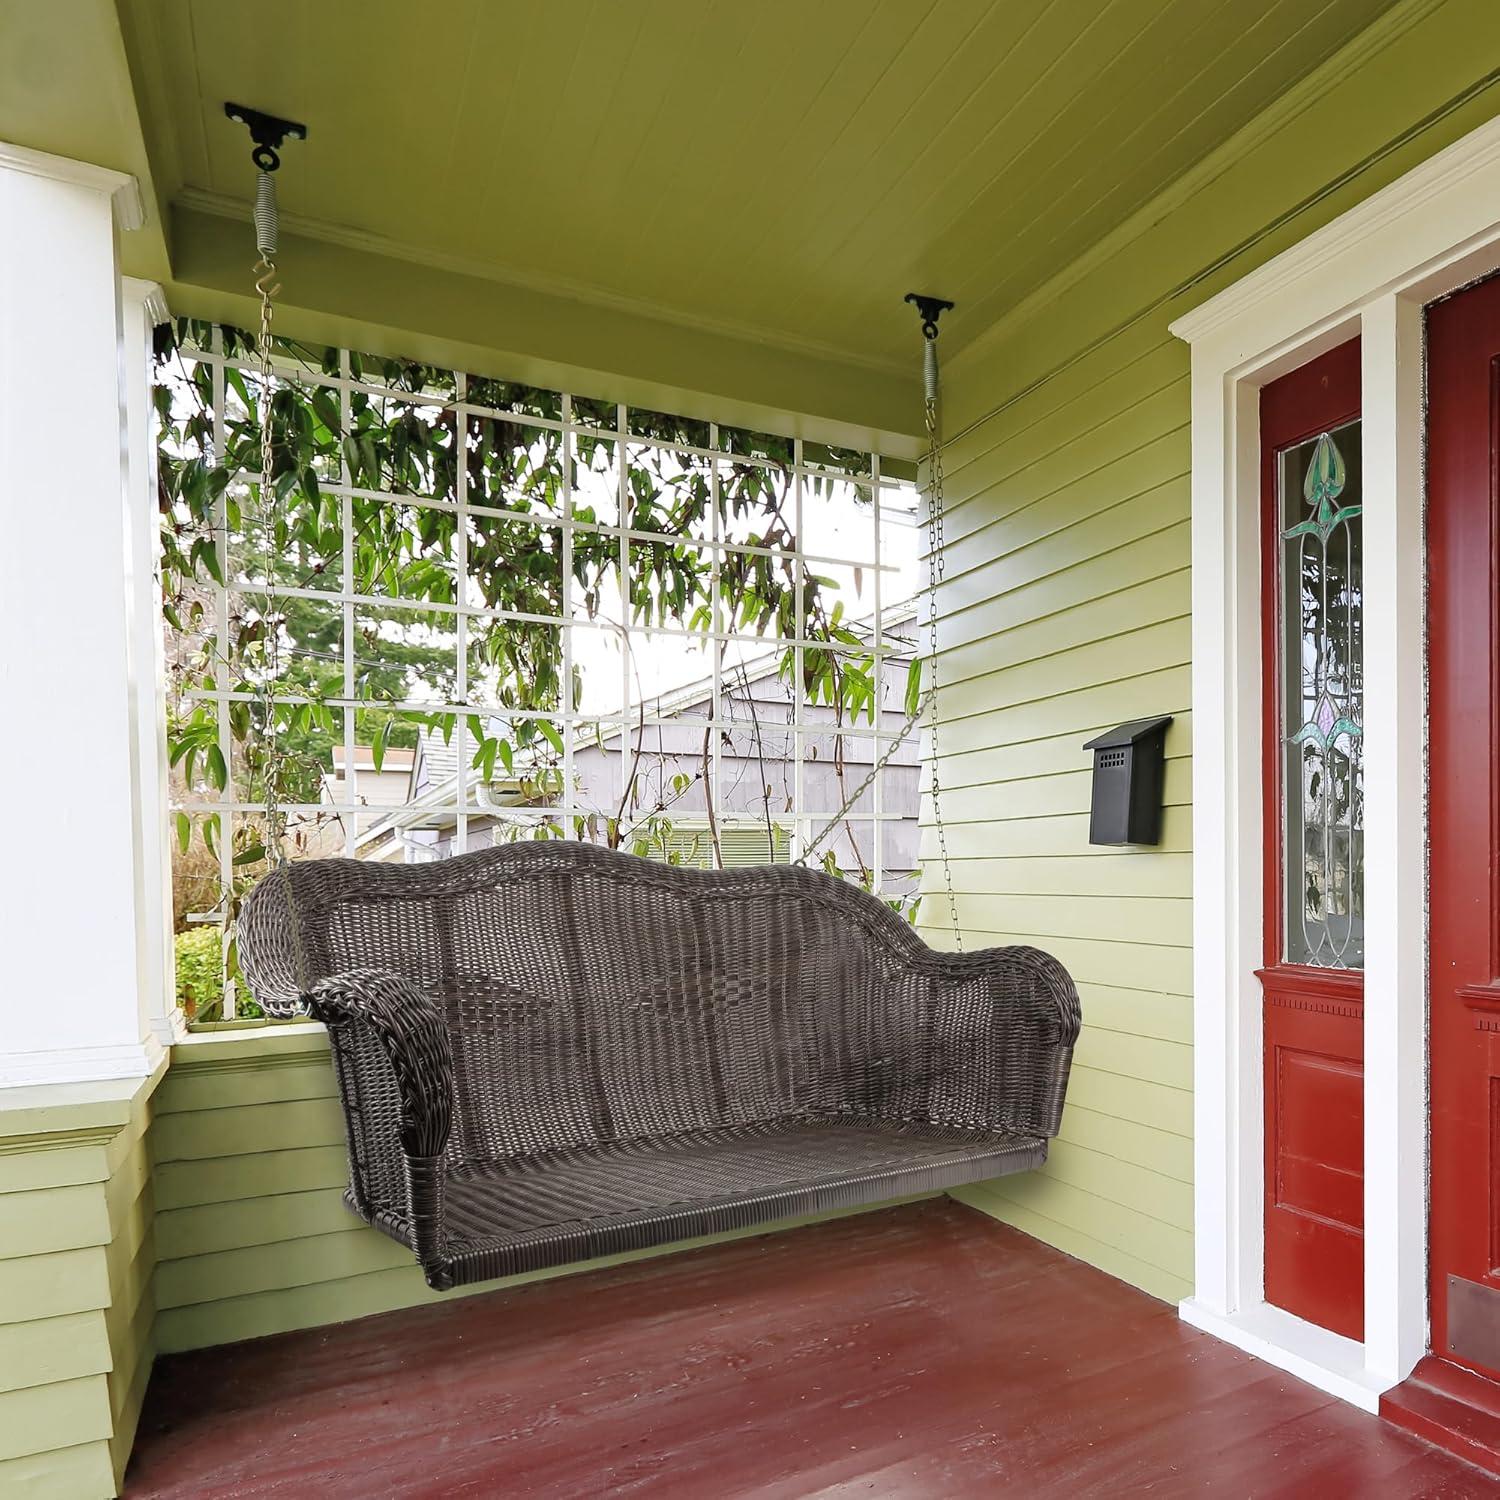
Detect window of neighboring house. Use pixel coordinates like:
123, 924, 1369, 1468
659, 821, 792, 869
155, 323, 923, 1019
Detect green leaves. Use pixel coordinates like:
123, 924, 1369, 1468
472, 735, 500, 783
905, 658, 924, 718
189, 537, 224, 586
168, 707, 222, 792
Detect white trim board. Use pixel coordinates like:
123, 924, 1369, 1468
0, 141, 143, 230
1171, 110, 1500, 1405
0, 1037, 164, 1090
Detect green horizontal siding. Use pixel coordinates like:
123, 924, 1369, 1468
0, 1069, 161, 1498
0, 1375, 113, 1463
0, 1247, 112, 1325
0, 1439, 116, 1500
0, 1142, 114, 1196
153, 1095, 347, 1163
0, 1182, 112, 1262
925, 0, 1500, 1302
103, 1098, 156, 1490
0, 1312, 111, 1396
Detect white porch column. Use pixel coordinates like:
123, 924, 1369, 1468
0, 144, 159, 1086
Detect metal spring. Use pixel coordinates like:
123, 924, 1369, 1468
254, 169, 279, 258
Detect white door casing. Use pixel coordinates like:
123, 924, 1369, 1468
1172, 113, 1500, 1410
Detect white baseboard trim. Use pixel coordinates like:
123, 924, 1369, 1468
0, 1035, 164, 1089
1180, 1297, 1394, 1413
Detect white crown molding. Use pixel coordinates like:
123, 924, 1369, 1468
1170, 111, 1500, 345
0, 141, 144, 231
173, 186, 908, 380
122, 275, 171, 326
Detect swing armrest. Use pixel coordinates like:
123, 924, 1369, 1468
915, 945, 1081, 1140
305, 969, 453, 1159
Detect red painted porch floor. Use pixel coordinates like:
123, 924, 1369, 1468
125, 1199, 1489, 1498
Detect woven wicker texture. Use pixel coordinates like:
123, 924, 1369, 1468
239, 843, 1080, 1289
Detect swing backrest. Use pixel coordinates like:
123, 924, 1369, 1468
240, 841, 1075, 1164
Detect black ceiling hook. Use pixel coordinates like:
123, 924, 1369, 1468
905, 292, 954, 341
224, 102, 308, 173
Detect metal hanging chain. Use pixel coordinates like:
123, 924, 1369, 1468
799, 689, 933, 864
253, 170, 286, 862
920, 327, 962, 950
250, 165, 312, 999
223, 105, 311, 1005
801, 297, 962, 948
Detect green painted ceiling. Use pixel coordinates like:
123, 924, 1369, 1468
2, 0, 1409, 442
117, 0, 1402, 371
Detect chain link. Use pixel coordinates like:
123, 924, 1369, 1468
254, 247, 286, 860
800, 344, 961, 949
923, 388, 962, 949
250, 198, 312, 996
799, 687, 932, 864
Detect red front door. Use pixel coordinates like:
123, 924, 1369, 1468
1429, 272, 1500, 1384
1259, 340, 1365, 1340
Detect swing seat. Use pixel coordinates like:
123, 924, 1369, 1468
238, 843, 1080, 1290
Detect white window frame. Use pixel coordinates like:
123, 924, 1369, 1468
1172, 113, 1500, 1410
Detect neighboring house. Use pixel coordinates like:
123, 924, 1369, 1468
354, 613, 919, 887
322, 743, 416, 811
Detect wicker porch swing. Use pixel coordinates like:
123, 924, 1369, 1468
230, 109, 1081, 1290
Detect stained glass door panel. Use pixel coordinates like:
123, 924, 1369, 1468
1279, 420, 1364, 969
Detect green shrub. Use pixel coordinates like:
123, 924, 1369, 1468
174, 926, 223, 1020
175, 925, 266, 1023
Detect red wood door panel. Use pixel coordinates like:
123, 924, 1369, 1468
1259, 340, 1365, 1340
1261, 973, 1365, 1338
1275, 1042, 1364, 1228
1428, 272, 1500, 1383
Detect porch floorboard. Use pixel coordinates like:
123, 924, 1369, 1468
125, 1199, 1485, 1497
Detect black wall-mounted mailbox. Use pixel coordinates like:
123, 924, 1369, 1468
1082, 716, 1173, 846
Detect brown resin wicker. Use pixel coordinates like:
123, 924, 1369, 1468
238, 842, 1081, 1290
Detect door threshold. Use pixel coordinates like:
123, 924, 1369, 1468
1179, 1297, 1389, 1412
1381, 1356, 1500, 1478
